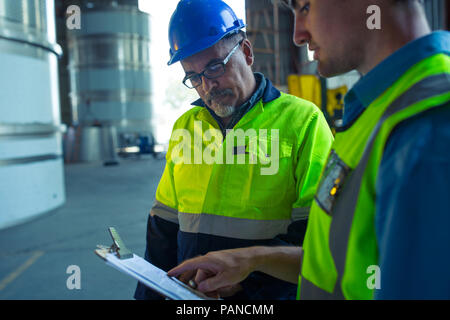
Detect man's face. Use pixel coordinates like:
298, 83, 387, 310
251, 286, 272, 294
291, 0, 370, 77
181, 39, 254, 119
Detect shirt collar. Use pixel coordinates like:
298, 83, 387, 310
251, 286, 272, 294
342, 31, 450, 127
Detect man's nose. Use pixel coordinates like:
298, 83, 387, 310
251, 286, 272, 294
201, 75, 217, 92
293, 15, 311, 46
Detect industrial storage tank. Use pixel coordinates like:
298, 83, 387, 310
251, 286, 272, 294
0, 0, 65, 229
67, 0, 153, 162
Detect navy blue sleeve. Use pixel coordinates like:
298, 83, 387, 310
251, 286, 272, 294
374, 104, 450, 299
134, 214, 179, 300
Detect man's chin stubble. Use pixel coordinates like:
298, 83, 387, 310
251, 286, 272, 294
214, 105, 235, 118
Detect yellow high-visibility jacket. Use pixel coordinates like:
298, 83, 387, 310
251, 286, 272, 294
142, 75, 333, 300
154, 82, 333, 240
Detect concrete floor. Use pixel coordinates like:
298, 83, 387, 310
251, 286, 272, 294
0, 156, 165, 299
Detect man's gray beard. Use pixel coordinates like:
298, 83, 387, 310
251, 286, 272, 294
206, 88, 236, 118
214, 104, 235, 118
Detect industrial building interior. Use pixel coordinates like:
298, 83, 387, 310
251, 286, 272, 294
0, 0, 448, 299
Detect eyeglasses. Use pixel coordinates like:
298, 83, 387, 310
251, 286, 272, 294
182, 41, 243, 89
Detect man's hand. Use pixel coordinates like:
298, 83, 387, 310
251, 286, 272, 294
168, 245, 303, 297
168, 248, 256, 296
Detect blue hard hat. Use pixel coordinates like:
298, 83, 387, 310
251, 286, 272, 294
167, 0, 246, 65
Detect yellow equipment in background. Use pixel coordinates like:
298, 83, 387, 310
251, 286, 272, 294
325, 86, 346, 129
287, 74, 347, 134
287, 74, 322, 107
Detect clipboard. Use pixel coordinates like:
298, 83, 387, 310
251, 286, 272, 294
95, 227, 218, 300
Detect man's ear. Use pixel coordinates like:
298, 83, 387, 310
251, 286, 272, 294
241, 39, 254, 66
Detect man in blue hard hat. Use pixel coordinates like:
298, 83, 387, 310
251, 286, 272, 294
134, 0, 334, 300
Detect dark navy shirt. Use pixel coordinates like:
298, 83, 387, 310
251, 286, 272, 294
343, 31, 450, 299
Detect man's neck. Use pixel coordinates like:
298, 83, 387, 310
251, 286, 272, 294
358, 2, 431, 75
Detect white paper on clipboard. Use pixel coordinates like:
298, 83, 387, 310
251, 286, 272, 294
101, 252, 217, 300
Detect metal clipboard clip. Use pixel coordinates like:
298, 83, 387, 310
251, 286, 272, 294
95, 227, 133, 260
